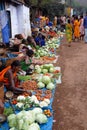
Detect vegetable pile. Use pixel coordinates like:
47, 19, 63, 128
8, 107, 48, 130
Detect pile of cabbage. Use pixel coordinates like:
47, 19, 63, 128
35, 64, 55, 74
37, 75, 55, 90
35, 64, 55, 90
35, 47, 55, 57
35, 37, 60, 57
8, 108, 48, 130
46, 37, 60, 47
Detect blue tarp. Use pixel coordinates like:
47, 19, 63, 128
0, 87, 56, 130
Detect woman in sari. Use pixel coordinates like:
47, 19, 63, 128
79, 15, 85, 40
66, 19, 73, 47
74, 16, 80, 41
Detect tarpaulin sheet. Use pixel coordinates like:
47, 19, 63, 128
0, 87, 56, 130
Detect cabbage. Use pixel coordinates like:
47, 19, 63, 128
37, 82, 45, 88
16, 110, 26, 120
9, 127, 16, 130
43, 64, 50, 69
7, 114, 17, 128
37, 76, 42, 82
34, 99, 39, 106
18, 119, 24, 130
35, 113, 48, 124
49, 67, 54, 73
44, 98, 50, 105
48, 64, 54, 68
39, 101, 48, 108
32, 107, 43, 115
40, 65, 43, 69
30, 95, 38, 102
16, 102, 24, 109
42, 69, 48, 74
23, 111, 35, 125
35, 68, 41, 73
17, 95, 25, 102
28, 123, 40, 130
22, 121, 29, 130
42, 76, 51, 85
35, 65, 40, 69
46, 82, 55, 90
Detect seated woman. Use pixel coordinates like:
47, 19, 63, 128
27, 36, 36, 49
0, 60, 31, 94
19, 48, 35, 71
47, 27, 58, 38
34, 33, 46, 47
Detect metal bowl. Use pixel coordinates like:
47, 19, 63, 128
5, 91, 14, 99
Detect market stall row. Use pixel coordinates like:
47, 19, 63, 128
0, 35, 64, 130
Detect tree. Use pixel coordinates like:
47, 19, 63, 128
24, 0, 66, 21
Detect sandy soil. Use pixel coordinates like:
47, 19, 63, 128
52, 39, 87, 130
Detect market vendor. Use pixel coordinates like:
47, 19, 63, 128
0, 60, 31, 94
19, 48, 35, 71
34, 33, 46, 47
27, 36, 37, 49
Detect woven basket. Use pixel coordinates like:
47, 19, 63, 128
0, 83, 4, 101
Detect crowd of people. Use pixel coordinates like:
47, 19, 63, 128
65, 13, 87, 47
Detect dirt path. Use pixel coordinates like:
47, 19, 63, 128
53, 39, 87, 130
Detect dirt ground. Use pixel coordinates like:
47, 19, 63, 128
52, 38, 87, 130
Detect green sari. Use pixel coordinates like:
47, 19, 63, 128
66, 23, 72, 43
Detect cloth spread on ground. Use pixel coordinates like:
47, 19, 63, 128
0, 87, 56, 130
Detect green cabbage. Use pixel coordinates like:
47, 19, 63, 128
42, 76, 51, 85
49, 67, 54, 73
46, 82, 55, 90
35, 113, 48, 124
9, 127, 16, 130
35, 68, 41, 73
37, 82, 45, 88
7, 114, 17, 128
23, 111, 35, 125
18, 119, 24, 130
42, 69, 48, 74
28, 123, 40, 130
32, 107, 43, 115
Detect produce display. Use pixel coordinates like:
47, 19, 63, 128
0, 34, 63, 130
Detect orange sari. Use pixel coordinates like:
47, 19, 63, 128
74, 20, 80, 38
0, 66, 17, 87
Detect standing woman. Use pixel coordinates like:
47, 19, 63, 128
74, 16, 80, 41
53, 16, 57, 28
79, 15, 85, 40
66, 19, 73, 47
